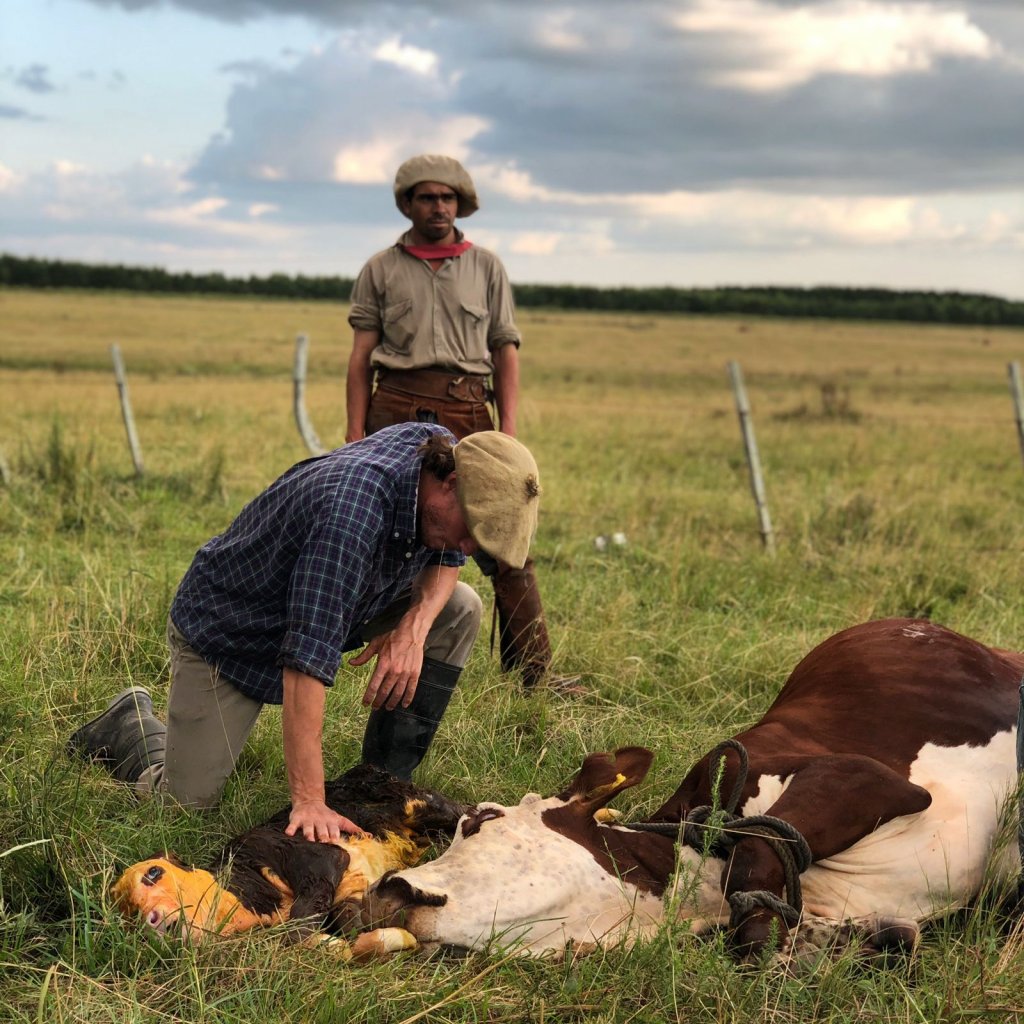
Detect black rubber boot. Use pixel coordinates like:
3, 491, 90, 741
361, 658, 460, 781
67, 687, 167, 783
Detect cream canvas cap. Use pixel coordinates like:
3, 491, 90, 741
453, 433, 540, 569
394, 154, 479, 219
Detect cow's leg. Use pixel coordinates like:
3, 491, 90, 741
722, 754, 931, 959
778, 913, 920, 972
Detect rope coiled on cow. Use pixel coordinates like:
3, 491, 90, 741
627, 739, 812, 927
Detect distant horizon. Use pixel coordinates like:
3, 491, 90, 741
5, 1, 1022, 300
4, 249, 1019, 305
7, 253, 1021, 323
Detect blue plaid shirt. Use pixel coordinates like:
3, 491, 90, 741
170, 423, 464, 703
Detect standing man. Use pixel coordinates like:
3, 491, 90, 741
346, 154, 569, 691
68, 424, 542, 841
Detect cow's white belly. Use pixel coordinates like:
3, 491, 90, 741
785, 731, 1019, 921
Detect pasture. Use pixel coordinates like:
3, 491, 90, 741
2, 287, 1024, 1021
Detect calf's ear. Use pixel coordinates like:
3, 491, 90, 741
559, 747, 654, 808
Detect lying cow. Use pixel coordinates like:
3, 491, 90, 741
112, 763, 466, 955
363, 618, 1024, 962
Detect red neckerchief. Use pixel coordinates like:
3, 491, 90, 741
401, 240, 474, 261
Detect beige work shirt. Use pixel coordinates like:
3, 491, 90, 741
348, 230, 522, 375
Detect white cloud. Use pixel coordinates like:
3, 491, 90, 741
0, 163, 21, 192
674, 0, 997, 91
508, 231, 563, 255
476, 162, 595, 205
631, 190, 1005, 246
535, 11, 586, 52
477, 160, 1021, 250
146, 199, 292, 239
53, 159, 89, 177
372, 37, 439, 76
333, 141, 405, 184
333, 116, 490, 185
147, 196, 229, 223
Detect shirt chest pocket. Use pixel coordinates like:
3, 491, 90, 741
383, 298, 415, 352
460, 302, 491, 355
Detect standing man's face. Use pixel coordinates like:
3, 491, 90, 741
402, 181, 459, 244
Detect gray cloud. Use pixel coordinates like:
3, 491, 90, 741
175, 1, 1022, 208
0, 103, 44, 120
14, 63, 56, 94
21, 0, 1020, 297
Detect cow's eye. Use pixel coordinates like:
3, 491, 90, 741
461, 806, 506, 839
142, 865, 165, 886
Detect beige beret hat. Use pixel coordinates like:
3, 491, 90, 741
453, 433, 540, 569
394, 154, 479, 219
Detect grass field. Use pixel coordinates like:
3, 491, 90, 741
3, 287, 1024, 1021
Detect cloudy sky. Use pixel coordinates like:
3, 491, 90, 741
3, 0, 1022, 297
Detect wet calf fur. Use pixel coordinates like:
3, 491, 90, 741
111, 763, 467, 943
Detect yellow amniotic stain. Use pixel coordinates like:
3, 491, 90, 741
584, 773, 628, 801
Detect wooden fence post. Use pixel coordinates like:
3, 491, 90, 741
1007, 362, 1024, 470
293, 333, 326, 456
110, 344, 144, 477
727, 360, 775, 554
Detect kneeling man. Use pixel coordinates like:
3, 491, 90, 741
69, 424, 541, 843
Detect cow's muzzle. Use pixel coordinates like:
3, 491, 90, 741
362, 872, 448, 931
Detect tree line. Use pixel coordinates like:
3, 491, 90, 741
3, 252, 1022, 326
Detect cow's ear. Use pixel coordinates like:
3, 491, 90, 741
560, 747, 654, 807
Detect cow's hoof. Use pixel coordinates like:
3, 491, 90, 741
308, 934, 355, 961
730, 908, 789, 963
349, 927, 418, 961
860, 915, 920, 963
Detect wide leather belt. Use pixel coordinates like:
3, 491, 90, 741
375, 368, 492, 404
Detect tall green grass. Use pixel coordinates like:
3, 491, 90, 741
2, 289, 1024, 1021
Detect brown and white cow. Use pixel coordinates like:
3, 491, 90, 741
363, 618, 1024, 961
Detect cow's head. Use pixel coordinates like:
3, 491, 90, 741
111, 856, 264, 941
363, 747, 716, 955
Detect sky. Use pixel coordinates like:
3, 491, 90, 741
2, 0, 1022, 298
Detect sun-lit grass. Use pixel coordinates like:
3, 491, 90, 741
3, 288, 1024, 1020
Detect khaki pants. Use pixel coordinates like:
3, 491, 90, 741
136, 582, 482, 808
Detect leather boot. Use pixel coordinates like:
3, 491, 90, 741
492, 559, 552, 689
67, 687, 167, 784
361, 659, 460, 781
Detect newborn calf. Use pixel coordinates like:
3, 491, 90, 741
111, 763, 467, 954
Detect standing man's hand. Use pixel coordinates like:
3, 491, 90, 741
346, 329, 379, 443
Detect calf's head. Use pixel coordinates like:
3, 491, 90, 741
110, 856, 263, 942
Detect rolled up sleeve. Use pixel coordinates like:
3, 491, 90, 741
347, 266, 384, 332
